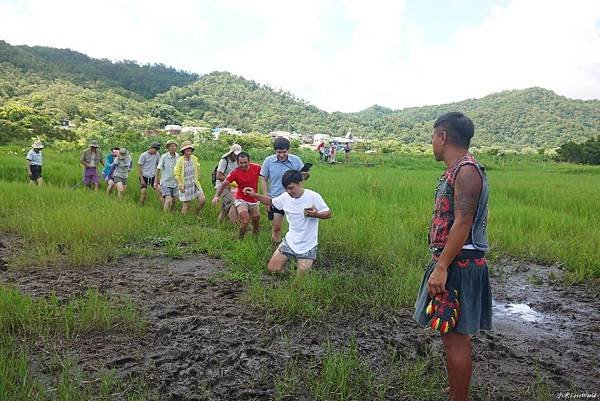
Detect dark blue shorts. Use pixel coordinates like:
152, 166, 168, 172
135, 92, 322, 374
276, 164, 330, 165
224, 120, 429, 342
413, 250, 493, 335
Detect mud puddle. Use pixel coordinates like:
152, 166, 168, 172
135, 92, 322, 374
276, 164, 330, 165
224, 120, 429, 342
478, 259, 600, 399
1, 233, 599, 400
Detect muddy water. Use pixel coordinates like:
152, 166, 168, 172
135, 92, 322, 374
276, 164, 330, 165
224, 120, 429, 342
1, 237, 599, 400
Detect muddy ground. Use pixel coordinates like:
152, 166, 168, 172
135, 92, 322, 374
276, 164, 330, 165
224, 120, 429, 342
1, 235, 598, 401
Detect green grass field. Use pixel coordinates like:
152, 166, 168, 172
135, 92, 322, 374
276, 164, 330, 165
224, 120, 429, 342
1, 146, 598, 399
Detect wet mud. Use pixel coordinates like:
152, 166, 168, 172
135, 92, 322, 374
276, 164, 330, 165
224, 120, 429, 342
1, 235, 598, 400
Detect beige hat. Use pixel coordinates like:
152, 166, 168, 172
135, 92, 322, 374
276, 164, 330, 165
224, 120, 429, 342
166, 139, 178, 147
32, 140, 44, 149
179, 141, 194, 154
222, 143, 242, 159
88, 139, 100, 148
118, 148, 130, 159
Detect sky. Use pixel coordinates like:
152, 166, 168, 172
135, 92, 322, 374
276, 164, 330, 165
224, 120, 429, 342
1, 0, 599, 112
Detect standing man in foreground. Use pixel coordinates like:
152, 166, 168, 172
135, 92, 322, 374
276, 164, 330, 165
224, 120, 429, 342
212, 152, 261, 240
80, 140, 104, 191
413, 112, 491, 401
138, 142, 161, 206
260, 137, 305, 246
156, 140, 179, 212
26, 140, 44, 186
245, 170, 331, 277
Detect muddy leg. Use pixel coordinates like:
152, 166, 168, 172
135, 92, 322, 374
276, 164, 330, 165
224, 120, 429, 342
268, 249, 288, 274
271, 213, 284, 243
296, 258, 314, 278
237, 204, 250, 240
442, 332, 472, 401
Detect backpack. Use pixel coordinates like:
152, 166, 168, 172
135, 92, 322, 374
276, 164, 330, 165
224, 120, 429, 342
211, 157, 230, 186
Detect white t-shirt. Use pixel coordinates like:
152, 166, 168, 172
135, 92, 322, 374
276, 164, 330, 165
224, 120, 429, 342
272, 189, 329, 254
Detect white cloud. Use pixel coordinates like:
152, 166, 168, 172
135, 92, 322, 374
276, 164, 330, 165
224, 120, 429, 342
1, 0, 599, 111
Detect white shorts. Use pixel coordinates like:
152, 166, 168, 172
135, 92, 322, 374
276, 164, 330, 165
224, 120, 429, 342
234, 199, 260, 209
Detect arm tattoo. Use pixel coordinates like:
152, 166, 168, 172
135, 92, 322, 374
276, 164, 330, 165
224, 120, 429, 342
454, 165, 482, 221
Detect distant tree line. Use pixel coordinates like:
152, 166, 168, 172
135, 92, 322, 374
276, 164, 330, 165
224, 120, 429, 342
555, 137, 600, 164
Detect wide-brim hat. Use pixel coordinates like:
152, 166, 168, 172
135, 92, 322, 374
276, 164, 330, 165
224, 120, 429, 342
179, 141, 194, 154
32, 140, 44, 149
118, 148, 129, 159
165, 140, 178, 147
88, 139, 100, 148
222, 143, 242, 159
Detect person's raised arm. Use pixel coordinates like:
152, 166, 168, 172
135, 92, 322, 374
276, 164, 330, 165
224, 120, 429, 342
427, 164, 482, 297
212, 179, 231, 205
244, 188, 272, 206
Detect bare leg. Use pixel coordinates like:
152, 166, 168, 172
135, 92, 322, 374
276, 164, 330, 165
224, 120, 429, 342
181, 201, 190, 215
237, 204, 250, 240
196, 192, 206, 215
267, 249, 289, 274
107, 180, 115, 195
94, 182, 100, 192
441, 332, 472, 401
271, 213, 284, 243
249, 206, 260, 237
296, 258, 314, 278
116, 182, 125, 200
163, 196, 173, 212
140, 186, 147, 205
228, 205, 239, 224
37, 177, 44, 186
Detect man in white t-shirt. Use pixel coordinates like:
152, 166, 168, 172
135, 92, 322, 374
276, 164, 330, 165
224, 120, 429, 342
244, 169, 331, 277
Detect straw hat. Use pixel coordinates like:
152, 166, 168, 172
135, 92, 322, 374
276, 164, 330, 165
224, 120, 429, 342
179, 141, 194, 154
222, 143, 242, 159
32, 140, 44, 149
165, 139, 178, 147
88, 139, 100, 148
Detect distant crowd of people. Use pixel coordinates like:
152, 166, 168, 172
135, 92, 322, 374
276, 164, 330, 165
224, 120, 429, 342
315, 140, 351, 163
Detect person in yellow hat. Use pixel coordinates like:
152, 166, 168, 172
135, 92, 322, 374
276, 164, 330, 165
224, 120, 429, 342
174, 141, 205, 215
26, 140, 44, 186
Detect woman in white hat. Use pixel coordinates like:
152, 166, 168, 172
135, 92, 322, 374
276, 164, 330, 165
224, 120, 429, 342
174, 141, 205, 215
26, 140, 44, 186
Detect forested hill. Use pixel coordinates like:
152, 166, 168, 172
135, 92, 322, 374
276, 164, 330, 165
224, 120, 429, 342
0, 40, 198, 98
1, 40, 599, 148
349, 88, 600, 147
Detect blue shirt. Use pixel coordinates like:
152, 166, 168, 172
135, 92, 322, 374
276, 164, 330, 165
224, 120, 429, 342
260, 154, 304, 197
103, 154, 115, 176
26, 149, 42, 166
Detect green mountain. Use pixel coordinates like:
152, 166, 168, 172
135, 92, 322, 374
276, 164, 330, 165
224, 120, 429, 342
0, 40, 198, 98
0, 41, 598, 148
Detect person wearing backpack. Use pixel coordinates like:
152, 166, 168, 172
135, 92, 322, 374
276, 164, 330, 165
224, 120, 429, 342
213, 144, 242, 223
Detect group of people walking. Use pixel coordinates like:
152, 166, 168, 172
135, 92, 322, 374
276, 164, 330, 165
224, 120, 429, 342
315, 140, 351, 163
25, 112, 491, 401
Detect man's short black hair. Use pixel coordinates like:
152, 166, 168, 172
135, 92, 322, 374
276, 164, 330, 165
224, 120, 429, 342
111, 147, 120, 151
433, 112, 475, 149
237, 151, 250, 160
282, 170, 303, 188
273, 137, 290, 150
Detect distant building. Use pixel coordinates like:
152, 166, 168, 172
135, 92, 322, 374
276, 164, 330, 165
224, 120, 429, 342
164, 124, 182, 135
313, 134, 331, 145
181, 126, 210, 134
270, 130, 292, 139
58, 119, 76, 130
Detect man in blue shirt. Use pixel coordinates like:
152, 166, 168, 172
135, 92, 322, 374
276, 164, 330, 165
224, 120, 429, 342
260, 137, 305, 245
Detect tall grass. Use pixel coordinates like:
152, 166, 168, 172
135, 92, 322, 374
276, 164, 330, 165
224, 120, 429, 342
1, 147, 599, 321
